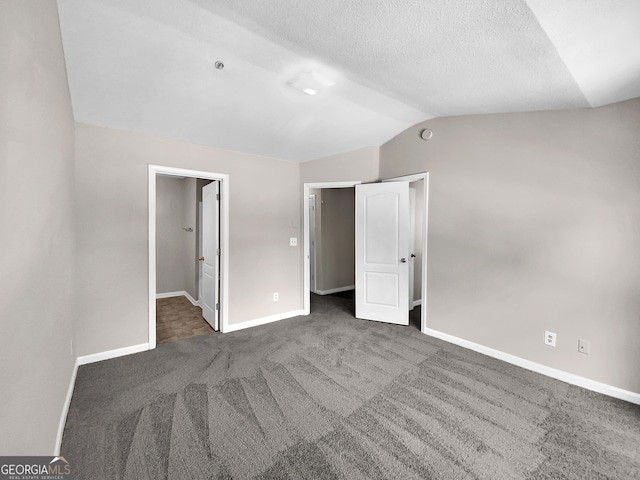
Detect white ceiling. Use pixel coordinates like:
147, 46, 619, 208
57, 0, 640, 162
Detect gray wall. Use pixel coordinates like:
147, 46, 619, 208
300, 146, 379, 184
75, 124, 301, 355
315, 188, 355, 292
380, 98, 640, 393
0, 1, 76, 454
309, 188, 323, 292
156, 176, 188, 293
155, 176, 198, 297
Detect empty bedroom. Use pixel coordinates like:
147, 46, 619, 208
1, 1, 639, 479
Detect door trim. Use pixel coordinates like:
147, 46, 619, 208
383, 172, 430, 333
303, 181, 362, 315
148, 165, 230, 349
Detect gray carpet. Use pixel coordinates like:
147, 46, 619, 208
62, 293, 640, 479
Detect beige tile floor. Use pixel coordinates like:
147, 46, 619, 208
156, 296, 214, 345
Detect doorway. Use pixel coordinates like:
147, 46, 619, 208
303, 174, 429, 331
148, 165, 230, 349
303, 182, 360, 315
309, 187, 356, 292
155, 175, 215, 344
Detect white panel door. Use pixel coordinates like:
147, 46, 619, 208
201, 181, 219, 330
355, 182, 410, 325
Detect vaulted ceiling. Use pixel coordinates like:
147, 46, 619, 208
57, 0, 640, 161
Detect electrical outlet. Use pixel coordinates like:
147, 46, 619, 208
289, 237, 297, 246
273, 292, 279, 302
544, 331, 556, 347
578, 339, 590, 354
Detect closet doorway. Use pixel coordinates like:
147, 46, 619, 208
303, 174, 429, 331
148, 165, 229, 349
308, 186, 357, 314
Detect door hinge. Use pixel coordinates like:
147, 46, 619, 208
215, 303, 220, 311
216, 193, 220, 200
217, 248, 221, 256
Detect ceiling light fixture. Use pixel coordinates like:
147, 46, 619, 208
290, 70, 335, 96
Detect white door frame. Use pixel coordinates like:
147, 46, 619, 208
383, 172, 430, 333
198, 201, 203, 302
148, 165, 230, 349
303, 181, 362, 315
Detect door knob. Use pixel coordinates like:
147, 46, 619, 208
411, 254, 416, 258
400, 258, 407, 263
198, 257, 205, 261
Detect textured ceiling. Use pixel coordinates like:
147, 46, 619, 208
57, 0, 640, 162
526, 0, 640, 108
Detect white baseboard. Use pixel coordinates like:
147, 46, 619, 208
55, 357, 79, 455
156, 290, 184, 299
424, 328, 640, 406
77, 343, 150, 366
315, 285, 355, 295
224, 309, 305, 333
156, 290, 200, 307
184, 292, 199, 306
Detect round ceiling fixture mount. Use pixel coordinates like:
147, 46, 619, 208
420, 128, 433, 141
214, 61, 225, 70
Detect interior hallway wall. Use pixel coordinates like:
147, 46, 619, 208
380, 98, 640, 393
156, 177, 198, 299
315, 188, 355, 293
309, 188, 322, 292
74, 124, 301, 356
156, 176, 188, 294
0, 0, 76, 454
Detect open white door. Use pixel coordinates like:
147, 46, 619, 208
201, 181, 219, 330
355, 182, 410, 325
